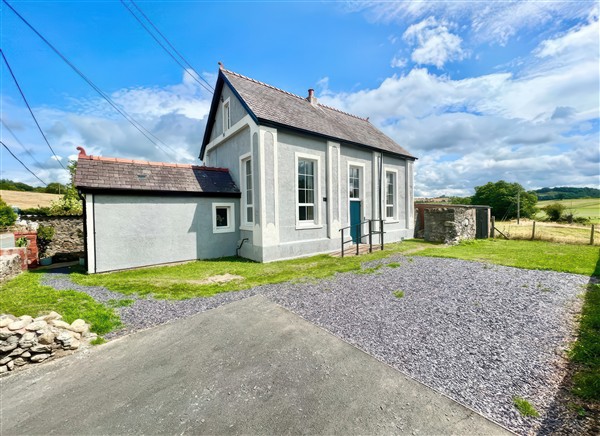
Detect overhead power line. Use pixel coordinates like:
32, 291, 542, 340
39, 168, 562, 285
1, 49, 66, 170
0, 118, 48, 169
1, 140, 48, 186
122, 0, 214, 94
3, 0, 179, 160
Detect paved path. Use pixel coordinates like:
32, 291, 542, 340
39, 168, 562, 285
0, 296, 509, 435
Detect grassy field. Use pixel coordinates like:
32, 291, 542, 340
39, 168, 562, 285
496, 219, 599, 245
536, 198, 600, 224
0, 190, 61, 209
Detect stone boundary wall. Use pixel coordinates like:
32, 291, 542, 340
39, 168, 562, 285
424, 207, 476, 244
22, 216, 84, 262
0, 253, 24, 282
0, 312, 95, 375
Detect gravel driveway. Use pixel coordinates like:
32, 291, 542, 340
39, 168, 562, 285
43, 256, 589, 435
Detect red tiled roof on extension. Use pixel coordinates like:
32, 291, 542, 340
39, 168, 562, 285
74, 148, 239, 195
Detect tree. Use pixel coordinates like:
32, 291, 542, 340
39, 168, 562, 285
471, 181, 537, 220
0, 197, 17, 228
44, 182, 67, 194
543, 203, 566, 221
48, 160, 83, 216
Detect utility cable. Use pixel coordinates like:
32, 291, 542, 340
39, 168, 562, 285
121, 0, 214, 94
3, 0, 178, 160
0, 49, 66, 170
0, 118, 48, 169
1, 140, 48, 186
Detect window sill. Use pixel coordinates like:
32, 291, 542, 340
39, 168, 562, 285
295, 223, 323, 230
239, 225, 254, 231
385, 219, 400, 224
213, 227, 235, 234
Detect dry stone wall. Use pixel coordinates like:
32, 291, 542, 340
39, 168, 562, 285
0, 253, 25, 282
423, 207, 476, 244
0, 312, 95, 374
22, 216, 84, 261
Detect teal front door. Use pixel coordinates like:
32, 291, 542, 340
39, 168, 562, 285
350, 201, 361, 244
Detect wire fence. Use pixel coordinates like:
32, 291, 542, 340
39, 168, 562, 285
495, 219, 600, 246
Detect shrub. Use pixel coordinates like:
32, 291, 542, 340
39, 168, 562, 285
0, 197, 17, 228
543, 202, 566, 221
20, 207, 51, 216
48, 195, 82, 216
37, 224, 55, 258
15, 237, 28, 247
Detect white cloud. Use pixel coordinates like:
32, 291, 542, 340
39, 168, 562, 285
390, 56, 407, 69
349, 0, 596, 45
402, 17, 466, 68
1, 71, 213, 186
320, 17, 600, 196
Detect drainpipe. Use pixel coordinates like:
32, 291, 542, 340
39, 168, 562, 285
378, 154, 383, 234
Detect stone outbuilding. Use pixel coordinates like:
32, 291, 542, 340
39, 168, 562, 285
414, 204, 491, 244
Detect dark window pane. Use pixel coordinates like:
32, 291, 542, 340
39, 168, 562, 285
387, 206, 394, 218
216, 207, 228, 227
299, 189, 306, 203
247, 207, 253, 223
299, 206, 307, 221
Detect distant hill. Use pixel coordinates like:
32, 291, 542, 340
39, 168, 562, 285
533, 186, 600, 201
0, 179, 66, 194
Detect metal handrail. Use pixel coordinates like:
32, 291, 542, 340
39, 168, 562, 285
339, 219, 385, 257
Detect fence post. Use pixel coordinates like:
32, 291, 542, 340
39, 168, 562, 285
369, 220, 373, 253
591, 224, 595, 245
381, 220, 384, 251
341, 229, 344, 258
356, 223, 360, 256
531, 221, 536, 240
491, 216, 495, 238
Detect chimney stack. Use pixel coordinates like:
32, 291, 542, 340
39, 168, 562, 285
307, 89, 317, 105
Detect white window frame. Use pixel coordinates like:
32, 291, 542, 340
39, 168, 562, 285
240, 152, 253, 229
212, 202, 235, 233
222, 97, 231, 133
384, 168, 398, 222
295, 152, 322, 229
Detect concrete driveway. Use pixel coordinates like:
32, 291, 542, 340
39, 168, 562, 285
0, 296, 509, 435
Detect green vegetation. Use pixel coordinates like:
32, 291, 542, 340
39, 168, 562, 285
107, 299, 135, 308
472, 180, 538, 220
533, 186, 600, 201
570, 284, 600, 401
90, 337, 107, 346
392, 290, 405, 298
536, 198, 600, 224
387, 262, 401, 268
543, 202, 567, 221
36, 224, 55, 258
414, 239, 600, 277
0, 272, 121, 334
0, 179, 68, 194
513, 397, 540, 417
70, 240, 431, 300
47, 161, 82, 216
0, 197, 17, 228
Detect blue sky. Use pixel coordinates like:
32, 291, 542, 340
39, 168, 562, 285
1, 0, 598, 196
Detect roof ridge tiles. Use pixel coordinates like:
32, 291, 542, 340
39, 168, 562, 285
79, 154, 229, 172
316, 103, 369, 122
222, 68, 307, 102
223, 68, 369, 122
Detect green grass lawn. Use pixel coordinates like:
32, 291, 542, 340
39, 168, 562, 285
570, 283, 600, 401
413, 239, 600, 277
0, 272, 121, 334
69, 240, 432, 300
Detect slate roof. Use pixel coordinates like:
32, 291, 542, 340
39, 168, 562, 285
75, 152, 239, 196
200, 68, 415, 160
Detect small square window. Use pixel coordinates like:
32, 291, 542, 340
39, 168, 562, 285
212, 203, 235, 233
